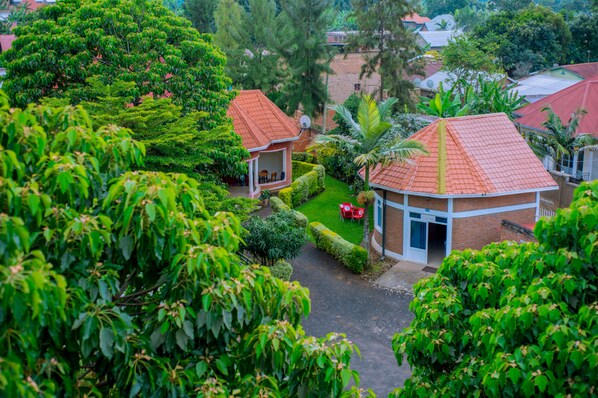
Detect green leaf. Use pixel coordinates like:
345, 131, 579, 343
340, 368, 352, 387
99, 327, 114, 358
535, 374, 548, 393
215, 358, 229, 376
119, 235, 134, 260
145, 203, 156, 222
196, 361, 208, 379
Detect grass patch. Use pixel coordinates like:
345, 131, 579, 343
296, 175, 373, 245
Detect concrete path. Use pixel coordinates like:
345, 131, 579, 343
374, 261, 437, 294
290, 243, 414, 397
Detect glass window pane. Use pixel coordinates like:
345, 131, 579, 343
409, 212, 421, 219
410, 221, 426, 250
435, 217, 447, 224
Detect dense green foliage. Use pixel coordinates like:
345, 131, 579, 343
0, 97, 365, 396
278, 0, 332, 116
292, 152, 318, 164
214, 0, 286, 98
310, 222, 368, 274
392, 181, 598, 397
270, 197, 309, 228
423, 0, 470, 17
270, 260, 294, 281
185, 0, 218, 32
567, 11, 598, 63
418, 79, 524, 119
243, 211, 307, 266
349, 0, 423, 109
1, 0, 233, 130
473, 6, 572, 78
441, 36, 501, 92
311, 95, 427, 252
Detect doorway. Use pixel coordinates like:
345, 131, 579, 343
427, 222, 447, 266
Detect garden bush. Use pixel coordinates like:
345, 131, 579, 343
270, 260, 294, 281
270, 196, 291, 212
270, 197, 308, 228
243, 211, 307, 266
309, 222, 367, 273
292, 152, 317, 164
278, 187, 293, 207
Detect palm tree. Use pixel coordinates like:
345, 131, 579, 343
310, 95, 427, 255
528, 107, 595, 176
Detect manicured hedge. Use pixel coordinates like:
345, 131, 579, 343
278, 161, 326, 208
270, 197, 308, 228
309, 222, 367, 274
270, 260, 293, 281
292, 152, 317, 164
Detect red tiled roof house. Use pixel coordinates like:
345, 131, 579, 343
368, 113, 557, 264
227, 90, 300, 198
515, 74, 598, 182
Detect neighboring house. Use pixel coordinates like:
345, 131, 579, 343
423, 14, 456, 32
402, 13, 431, 30
510, 75, 580, 104
415, 30, 462, 51
514, 74, 598, 182
367, 113, 557, 265
510, 62, 598, 104
227, 90, 300, 198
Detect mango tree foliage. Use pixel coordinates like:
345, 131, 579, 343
0, 96, 368, 396
392, 182, 598, 397
0, 0, 233, 130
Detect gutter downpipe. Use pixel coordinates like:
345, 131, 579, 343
382, 190, 387, 259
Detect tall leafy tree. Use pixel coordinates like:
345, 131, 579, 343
350, 0, 424, 110
441, 35, 501, 92
423, 0, 469, 17
0, 0, 233, 130
311, 95, 427, 253
184, 0, 219, 32
214, 0, 286, 97
567, 12, 598, 63
392, 181, 598, 397
278, 0, 332, 116
453, 5, 489, 32
0, 95, 365, 396
473, 6, 572, 78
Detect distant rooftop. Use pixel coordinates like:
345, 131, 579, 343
416, 30, 462, 48
510, 75, 579, 103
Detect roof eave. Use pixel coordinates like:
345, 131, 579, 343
368, 181, 559, 199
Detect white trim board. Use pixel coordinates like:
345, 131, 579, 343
374, 192, 538, 219
368, 182, 558, 199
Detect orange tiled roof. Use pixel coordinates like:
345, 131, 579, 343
367, 113, 557, 196
402, 13, 431, 24
227, 90, 300, 151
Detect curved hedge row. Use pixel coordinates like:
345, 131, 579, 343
291, 152, 317, 164
279, 161, 325, 208
309, 222, 367, 274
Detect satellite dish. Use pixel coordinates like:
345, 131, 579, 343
426, 79, 434, 89
413, 78, 422, 85
300, 115, 311, 129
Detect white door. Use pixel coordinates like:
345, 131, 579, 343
407, 220, 428, 264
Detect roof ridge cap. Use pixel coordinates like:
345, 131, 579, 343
445, 120, 496, 193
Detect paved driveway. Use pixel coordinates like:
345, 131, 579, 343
290, 243, 414, 397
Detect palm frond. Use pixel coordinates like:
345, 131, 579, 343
378, 139, 428, 166
329, 103, 362, 139
378, 97, 399, 120
308, 133, 361, 155
357, 95, 381, 141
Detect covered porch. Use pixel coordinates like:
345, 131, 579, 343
229, 147, 290, 198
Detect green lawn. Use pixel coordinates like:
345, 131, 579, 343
296, 175, 373, 245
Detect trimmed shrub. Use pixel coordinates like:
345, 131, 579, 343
271, 197, 308, 228
270, 260, 293, 281
278, 187, 293, 207
314, 164, 325, 191
271, 196, 291, 212
309, 222, 367, 273
292, 152, 317, 164
280, 161, 326, 208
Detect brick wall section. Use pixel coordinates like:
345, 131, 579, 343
452, 208, 535, 251
387, 192, 404, 204
384, 207, 404, 255
453, 193, 535, 211
408, 195, 448, 211
500, 219, 537, 243
292, 129, 317, 153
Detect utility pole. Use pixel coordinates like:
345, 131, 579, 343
321, 71, 329, 134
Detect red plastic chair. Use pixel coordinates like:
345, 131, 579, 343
352, 207, 365, 223
339, 203, 354, 221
